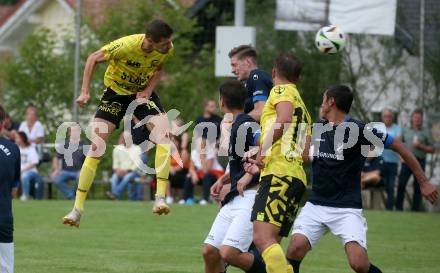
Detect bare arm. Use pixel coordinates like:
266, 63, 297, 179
137, 68, 163, 99
390, 138, 438, 203
203, 158, 214, 173
77, 50, 107, 107
21, 163, 37, 173
51, 157, 60, 175
248, 101, 266, 122
415, 142, 435, 154
302, 135, 311, 163
218, 172, 231, 185
32, 137, 44, 145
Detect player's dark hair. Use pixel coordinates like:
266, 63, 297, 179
228, 45, 257, 63
273, 53, 302, 83
412, 108, 423, 117
325, 85, 353, 114
145, 19, 173, 43
17, 131, 30, 147
219, 80, 247, 110
0, 105, 5, 122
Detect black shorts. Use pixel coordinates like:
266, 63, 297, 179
95, 88, 165, 144
251, 175, 306, 237
170, 169, 188, 189
0, 220, 13, 243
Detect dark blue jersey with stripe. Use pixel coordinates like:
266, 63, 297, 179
0, 137, 20, 243
222, 113, 260, 205
244, 69, 273, 114
309, 118, 393, 209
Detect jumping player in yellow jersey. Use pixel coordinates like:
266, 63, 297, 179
63, 19, 175, 227
244, 53, 312, 273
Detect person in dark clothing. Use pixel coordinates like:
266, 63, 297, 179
0, 105, 21, 273
286, 85, 438, 273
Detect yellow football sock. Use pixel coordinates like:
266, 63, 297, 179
262, 243, 293, 273
155, 143, 171, 197
74, 157, 100, 211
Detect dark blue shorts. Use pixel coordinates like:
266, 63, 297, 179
0, 220, 13, 243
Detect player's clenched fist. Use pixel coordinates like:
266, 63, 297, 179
421, 182, 438, 204
210, 180, 224, 201
76, 93, 90, 107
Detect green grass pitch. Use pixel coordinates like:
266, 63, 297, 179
13, 200, 440, 273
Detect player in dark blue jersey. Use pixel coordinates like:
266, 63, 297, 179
203, 80, 265, 273
286, 85, 438, 273
229, 45, 273, 122
0, 105, 21, 273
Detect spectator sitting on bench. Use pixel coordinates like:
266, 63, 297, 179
51, 125, 86, 200
361, 150, 384, 189
15, 131, 44, 200
106, 132, 142, 200
182, 138, 224, 205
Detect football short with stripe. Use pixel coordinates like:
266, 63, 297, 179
95, 88, 165, 144
204, 189, 256, 252
251, 175, 306, 237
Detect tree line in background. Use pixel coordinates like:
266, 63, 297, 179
1, 0, 439, 141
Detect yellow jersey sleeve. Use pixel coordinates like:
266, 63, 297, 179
101, 35, 136, 61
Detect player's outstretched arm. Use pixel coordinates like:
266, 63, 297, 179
248, 101, 265, 122
77, 50, 107, 107
390, 138, 438, 203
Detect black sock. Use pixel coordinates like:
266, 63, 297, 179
368, 264, 382, 273
247, 243, 267, 273
288, 258, 301, 273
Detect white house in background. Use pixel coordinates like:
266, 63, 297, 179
0, 0, 75, 54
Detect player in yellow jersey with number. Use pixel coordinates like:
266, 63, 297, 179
244, 53, 312, 273
63, 19, 174, 227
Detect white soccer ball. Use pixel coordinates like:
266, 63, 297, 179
315, 25, 346, 54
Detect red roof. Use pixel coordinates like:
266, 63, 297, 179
0, 0, 195, 29
0, 0, 27, 28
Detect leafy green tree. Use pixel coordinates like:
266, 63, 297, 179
245, 0, 342, 120
0, 28, 103, 139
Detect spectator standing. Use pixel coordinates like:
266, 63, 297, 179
51, 125, 86, 200
106, 132, 142, 200
0, 105, 20, 273
396, 109, 435, 211
195, 100, 222, 142
381, 108, 402, 210
15, 131, 44, 200
18, 105, 45, 146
